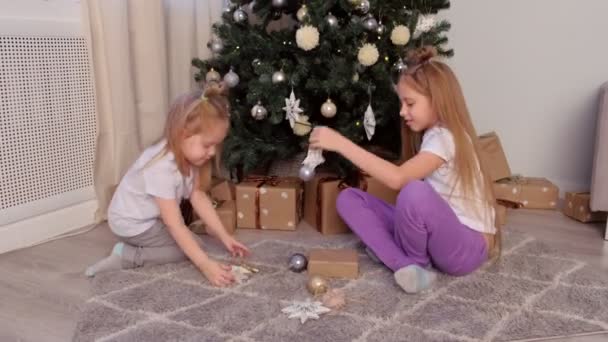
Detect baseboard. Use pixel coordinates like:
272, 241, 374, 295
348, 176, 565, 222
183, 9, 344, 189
0, 200, 98, 254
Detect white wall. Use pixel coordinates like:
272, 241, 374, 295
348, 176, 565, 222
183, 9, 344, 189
444, 0, 608, 193
0, 0, 80, 21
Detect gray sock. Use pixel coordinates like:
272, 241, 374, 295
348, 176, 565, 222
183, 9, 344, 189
85, 242, 124, 277
394, 265, 437, 294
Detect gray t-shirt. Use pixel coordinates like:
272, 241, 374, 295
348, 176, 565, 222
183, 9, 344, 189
108, 139, 195, 237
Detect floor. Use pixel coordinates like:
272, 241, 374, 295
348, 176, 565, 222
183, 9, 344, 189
0, 209, 607, 342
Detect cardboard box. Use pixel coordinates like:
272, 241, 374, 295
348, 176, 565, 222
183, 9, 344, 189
235, 177, 302, 230
308, 249, 359, 279
191, 200, 236, 235
303, 175, 349, 234
563, 192, 608, 223
493, 177, 559, 209
190, 180, 237, 235
478, 132, 512, 182
303, 174, 398, 235
365, 176, 399, 205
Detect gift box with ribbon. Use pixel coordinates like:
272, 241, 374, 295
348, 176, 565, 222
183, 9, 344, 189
303, 172, 398, 235
235, 176, 303, 230
190, 180, 237, 235
493, 176, 559, 210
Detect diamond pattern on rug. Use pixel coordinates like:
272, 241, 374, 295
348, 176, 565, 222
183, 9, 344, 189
103, 278, 221, 314
532, 284, 608, 324
74, 231, 608, 342
250, 312, 373, 342
170, 293, 282, 335
493, 309, 606, 342
398, 294, 516, 340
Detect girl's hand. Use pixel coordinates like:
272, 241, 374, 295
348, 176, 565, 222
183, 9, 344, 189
199, 258, 235, 287
221, 235, 251, 258
309, 126, 346, 152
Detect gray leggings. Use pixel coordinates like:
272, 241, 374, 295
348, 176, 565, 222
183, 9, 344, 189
118, 221, 203, 268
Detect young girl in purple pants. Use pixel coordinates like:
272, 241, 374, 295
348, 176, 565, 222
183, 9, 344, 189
309, 47, 498, 294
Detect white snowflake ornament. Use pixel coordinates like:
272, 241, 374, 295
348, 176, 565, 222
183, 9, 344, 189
283, 89, 304, 128
364, 104, 376, 140
414, 14, 436, 38
231, 265, 252, 284
281, 299, 331, 324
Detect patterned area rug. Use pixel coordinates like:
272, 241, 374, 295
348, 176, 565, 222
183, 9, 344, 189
74, 229, 608, 342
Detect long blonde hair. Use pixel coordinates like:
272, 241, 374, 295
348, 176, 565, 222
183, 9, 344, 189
400, 47, 500, 256
163, 83, 230, 191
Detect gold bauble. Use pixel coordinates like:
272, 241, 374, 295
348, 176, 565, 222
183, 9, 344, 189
307, 275, 329, 296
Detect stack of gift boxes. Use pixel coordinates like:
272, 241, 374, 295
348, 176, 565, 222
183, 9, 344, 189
479, 132, 606, 224
190, 172, 398, 235
191, 132, 604, 236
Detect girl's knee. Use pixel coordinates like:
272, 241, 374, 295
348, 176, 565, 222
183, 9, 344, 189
336, 188, 367, 215
397, 180, 432, 207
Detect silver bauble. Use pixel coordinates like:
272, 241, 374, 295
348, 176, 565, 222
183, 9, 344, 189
252, 58, 262, 68
320, 98, 337, 118
362, 16, 378, 31
205, 68, 221, 83
299, 164, 316, 182
209, 39, 224, 53
223, 68, 240, 88
376, 23, 386, 35
251, 102, 268, 120
272, 0, 287, 8
393, 58, 407, 73
358, 0, 370, 14
296, 5, 309, 22
326, 13, 338, 28
288, 253, 308, 272
233, 8, 248, 23
272, 70, 287, 84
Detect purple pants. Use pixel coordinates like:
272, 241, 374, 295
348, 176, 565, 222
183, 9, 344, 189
337, 180, 487, 276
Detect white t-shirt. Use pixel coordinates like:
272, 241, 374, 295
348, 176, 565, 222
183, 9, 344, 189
420, 126, 496, 234
107, 140, 195, 237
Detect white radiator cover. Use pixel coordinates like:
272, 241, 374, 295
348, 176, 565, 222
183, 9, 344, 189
0, 18, 98, 253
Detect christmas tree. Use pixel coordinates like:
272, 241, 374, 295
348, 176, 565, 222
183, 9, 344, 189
193, 0, 452, 178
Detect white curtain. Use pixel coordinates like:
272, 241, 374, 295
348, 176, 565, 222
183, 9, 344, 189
82, 0, 224, 220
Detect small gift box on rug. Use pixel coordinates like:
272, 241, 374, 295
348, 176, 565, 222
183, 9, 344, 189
493, 177, 559, 210
563, 192, 607, 223
303, 173, 398, 235
190, 180, 237, 235
308, 248, 359, 279
235, 177, 303, 230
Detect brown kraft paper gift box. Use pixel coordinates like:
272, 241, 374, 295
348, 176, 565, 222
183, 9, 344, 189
191, 180, 237, 235
493, 177, 559, 209
303, 173, 398, 235
235, 177, 303, 230
563, 192, 608, 223
478, 132, 512, 182
308, 248, 359, 279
